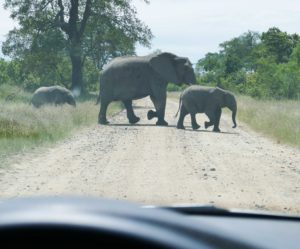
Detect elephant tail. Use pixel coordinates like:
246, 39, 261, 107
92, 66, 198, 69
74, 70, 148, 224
174, 94, 182, 118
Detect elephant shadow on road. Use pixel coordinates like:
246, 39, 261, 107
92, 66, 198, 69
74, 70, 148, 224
108, 123, 177, 128
132, 105, 151, 109
108, 123, 238, 135
182, 129, 238, 135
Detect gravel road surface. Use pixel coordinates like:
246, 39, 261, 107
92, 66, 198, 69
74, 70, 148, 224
1, 97, 299, 214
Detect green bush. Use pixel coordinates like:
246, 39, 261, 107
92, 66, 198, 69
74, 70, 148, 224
167, 83, 189, 92
0, 84, 32, 103
196, 28, 300, 100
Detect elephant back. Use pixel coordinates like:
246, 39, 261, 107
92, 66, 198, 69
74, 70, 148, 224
31, 86, 75, 107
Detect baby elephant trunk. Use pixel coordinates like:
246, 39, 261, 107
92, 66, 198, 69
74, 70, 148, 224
226, 93, 237, 128
232, 109, 237, 128
230, 100, 237, 128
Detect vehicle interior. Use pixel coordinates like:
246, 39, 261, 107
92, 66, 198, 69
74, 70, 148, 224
0, 0, 299, 248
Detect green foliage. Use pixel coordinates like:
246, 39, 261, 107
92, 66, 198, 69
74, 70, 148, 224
2, 0, 152, 92
261, 27, 300, 63
167, 83, 188, 92
0, 84, 31, 103
196, 28, 300, 99
83, 59, 100, 92
0, 59, 10, 84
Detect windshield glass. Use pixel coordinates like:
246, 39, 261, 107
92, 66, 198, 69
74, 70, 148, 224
0, 0, 299, 216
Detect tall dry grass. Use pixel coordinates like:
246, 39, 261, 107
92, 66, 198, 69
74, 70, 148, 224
0, 99, 122, 163
237, 96, 300, 148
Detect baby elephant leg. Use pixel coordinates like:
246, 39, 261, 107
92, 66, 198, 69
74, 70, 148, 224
212, 107, 222, 132
205, 110, 217, 131
176, 106, 188, 129
190, 113, 200, 130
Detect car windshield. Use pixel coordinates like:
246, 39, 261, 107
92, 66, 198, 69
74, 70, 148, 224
0, 0, 299, 216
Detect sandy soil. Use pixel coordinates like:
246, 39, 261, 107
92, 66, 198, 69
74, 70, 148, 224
0, 97, 299, 214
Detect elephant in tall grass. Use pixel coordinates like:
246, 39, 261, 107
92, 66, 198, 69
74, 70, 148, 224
31, 86, 76, 108
176, 86, 237, 132
96, 52, 196, 126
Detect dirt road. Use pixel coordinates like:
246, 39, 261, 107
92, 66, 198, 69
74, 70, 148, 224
1, 97, 299, 214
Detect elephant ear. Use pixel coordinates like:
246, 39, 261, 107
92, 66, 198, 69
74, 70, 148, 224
212, 87, 226, 107
149, 53, 179, 83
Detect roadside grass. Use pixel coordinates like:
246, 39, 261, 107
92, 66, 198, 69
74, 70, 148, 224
0, 85, 122, 163
0, 84, 32, 103
168, 91, 300, 148
237, 95, 300, 148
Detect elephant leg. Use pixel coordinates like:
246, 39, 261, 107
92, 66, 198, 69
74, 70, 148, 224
190, 113, 200, 130
147, 110, 157, 120
149, 95, 168, 126
205, 110, 216, 130
123, 100, 140, 124
183, 101, 199, 130
177, 105, 188, 129
213, 107, 222, 132
147, 96, 158, 120
98, 100, 110, 125
204, 120, 214, 129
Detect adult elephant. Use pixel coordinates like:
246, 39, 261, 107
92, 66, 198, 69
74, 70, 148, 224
97, 52, 196, 126
176, 86, 237, 132
31, 86, 76, 108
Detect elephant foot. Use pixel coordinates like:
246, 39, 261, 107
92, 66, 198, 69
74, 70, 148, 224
205, 121, 212, 129
213, 127, 221, 132
192, 124, 200, 130
129, 116, 140, 124
99, 119, 109, 125
176, 124, 185, 130
147, 110, 157, 120
156, 120, 168, 126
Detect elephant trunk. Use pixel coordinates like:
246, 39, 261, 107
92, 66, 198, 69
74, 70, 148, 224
224, 93, 237, 128
232, 109, 237, 128
225, 93, 237, 128
227, 94, 237, 128
230, 99, 237, 128
188, 71, 197, 85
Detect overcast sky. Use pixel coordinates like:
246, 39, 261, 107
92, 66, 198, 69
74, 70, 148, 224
133, 0, 300, 63
1, 0, 300, 62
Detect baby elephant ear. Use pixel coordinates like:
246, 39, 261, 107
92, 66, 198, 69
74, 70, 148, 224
149, 53, 179, 84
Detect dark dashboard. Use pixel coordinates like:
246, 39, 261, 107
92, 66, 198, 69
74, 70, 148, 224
0, 197, 299, 249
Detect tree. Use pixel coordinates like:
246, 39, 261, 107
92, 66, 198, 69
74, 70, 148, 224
196, 31, 260, 86
220, 31, 260, 72
3, 0, 152, 94
196, 52, 222, 73
261, 27, 300, 63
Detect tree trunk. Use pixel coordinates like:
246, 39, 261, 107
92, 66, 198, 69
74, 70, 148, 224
70, 43, 84, 95
56, 0, 92, 96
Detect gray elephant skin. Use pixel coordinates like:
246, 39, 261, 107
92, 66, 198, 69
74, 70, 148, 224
97, 52, 196, 126
176, 86, 237, 132
31, 86, 76, 108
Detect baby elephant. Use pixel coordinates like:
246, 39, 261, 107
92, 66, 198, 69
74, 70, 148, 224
176, 86, 237, 132
31, 86, 76, 108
